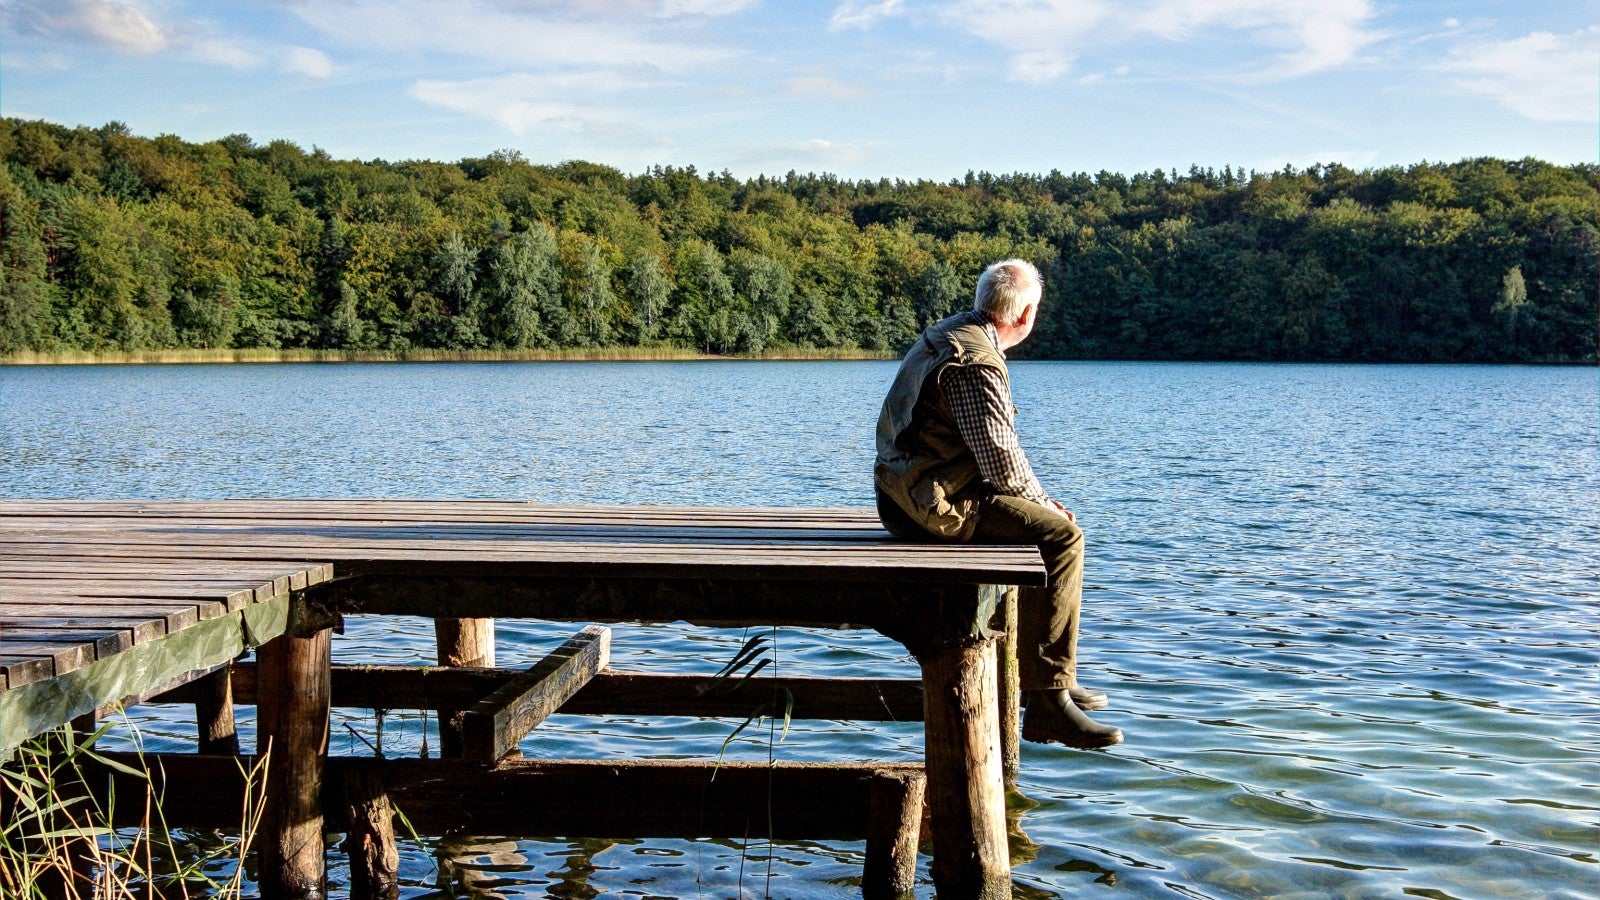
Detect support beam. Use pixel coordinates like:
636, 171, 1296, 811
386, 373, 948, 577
154, 666, 927, 722
994, 587, 1021, 788
863, 767, 925, 899
919, 637, 1010, 900
461, 626, 609, 761
257, 627, 331, 900
341, 768, 399, 900
85, 753, 926, 842
195, 663, 240, 755
434, 617, 495, 758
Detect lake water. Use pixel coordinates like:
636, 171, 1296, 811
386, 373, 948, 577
3, 360, 1597, 899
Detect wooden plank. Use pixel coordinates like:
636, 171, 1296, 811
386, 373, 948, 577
0, 542, 1044, 586
320, 572, 930, 629
0, 641, 95, 677
461, 626, 610, 761
2, 577, 287, 605
0, 655, 53, 690
1, 627, 136, 659
0, 616, 167, 644
0, 600, 219, 627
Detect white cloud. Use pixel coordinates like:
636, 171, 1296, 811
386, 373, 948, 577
286, 0, 726, 72
939, 0, 1380, 83
830, 0, 906, 31
1443, 26, 1600, 123
282, 46, 334, 80
409, 72, 645, 135
4, 0, 173, 53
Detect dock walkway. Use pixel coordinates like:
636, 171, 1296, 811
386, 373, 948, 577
1, 500, 1046, 899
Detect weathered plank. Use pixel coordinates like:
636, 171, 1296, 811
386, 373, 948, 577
461, 625, 610, 761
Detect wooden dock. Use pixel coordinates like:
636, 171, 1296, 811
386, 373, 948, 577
0, 500, 1047, 899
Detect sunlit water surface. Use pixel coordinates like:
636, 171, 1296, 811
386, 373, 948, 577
3, 360, 1597, 899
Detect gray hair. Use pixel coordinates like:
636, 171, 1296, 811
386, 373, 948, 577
974, 259, 1042, 325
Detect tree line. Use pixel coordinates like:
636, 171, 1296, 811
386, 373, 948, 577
1, 117, 1594, 362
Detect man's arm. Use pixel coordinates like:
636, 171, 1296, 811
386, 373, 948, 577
942, 365, 1055, 507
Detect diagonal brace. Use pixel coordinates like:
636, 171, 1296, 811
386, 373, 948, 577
461, 625, 610, 761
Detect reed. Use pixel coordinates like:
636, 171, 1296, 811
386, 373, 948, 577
0, 717, 269, 899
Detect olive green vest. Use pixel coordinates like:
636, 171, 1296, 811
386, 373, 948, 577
875, 311, 1009, 540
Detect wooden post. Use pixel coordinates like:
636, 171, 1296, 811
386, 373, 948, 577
434, 618, 494, 758
919, 638, 1010, 900
994, 587, 1021, 789
863, 768, 925, 899
195, 663, 240, 755
341, 768, 400, 900
257, 627, 331, 900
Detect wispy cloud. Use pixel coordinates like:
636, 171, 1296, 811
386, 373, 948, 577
3, 0, 173, 53
409, 72, 646, 136
191, 38, 260, 70
287, 0, 730, 71
1443, 26, 1600, 123
782, 75, 866, 97
940, 0, 1110, 84
282, 47, 334, 80
657, 0, 757, 15
938, 0, 1380, 83
830, 0, 906, 31
730, 138, 868, 173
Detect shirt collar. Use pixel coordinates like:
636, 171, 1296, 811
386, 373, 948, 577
972, 310, 1005, 359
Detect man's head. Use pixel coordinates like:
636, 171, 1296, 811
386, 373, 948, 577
975, 259, 1042, 349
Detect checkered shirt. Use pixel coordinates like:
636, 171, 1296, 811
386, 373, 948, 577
940, 320, 1052, 506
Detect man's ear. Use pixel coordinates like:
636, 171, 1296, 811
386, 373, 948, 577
1017, 302, 1037, 328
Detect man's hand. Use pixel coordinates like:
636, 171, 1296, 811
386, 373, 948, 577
1047, 498, 1076, 522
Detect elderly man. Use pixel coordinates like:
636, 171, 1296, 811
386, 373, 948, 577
874, 258, 1122, 749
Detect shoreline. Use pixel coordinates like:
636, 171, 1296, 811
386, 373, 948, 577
0, 347, 898, 366
3, 349, 1592, 367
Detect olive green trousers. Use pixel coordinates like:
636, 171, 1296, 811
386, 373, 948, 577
877, 490, 1085, 691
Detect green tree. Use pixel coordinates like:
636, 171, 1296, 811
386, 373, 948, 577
623, 252, 670, 343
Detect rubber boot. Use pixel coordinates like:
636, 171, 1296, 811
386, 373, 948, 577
1068, 683, 1108, 710
1022, 689, 1123, 749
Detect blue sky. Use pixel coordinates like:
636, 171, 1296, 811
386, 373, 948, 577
2, 1, 1595, 180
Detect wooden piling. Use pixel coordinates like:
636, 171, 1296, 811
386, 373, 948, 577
919, 638, 1011, 900
863, 768, 926, 899
195, 663, 240, 755
257, 627, 331, 900
341, 768, 400, 900
434, 617, 494, 757
994, 587, 1021, 788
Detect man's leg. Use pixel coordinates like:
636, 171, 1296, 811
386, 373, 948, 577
969, 494, 1122, 749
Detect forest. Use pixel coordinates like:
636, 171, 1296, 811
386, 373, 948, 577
1, 117, 1595, 362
